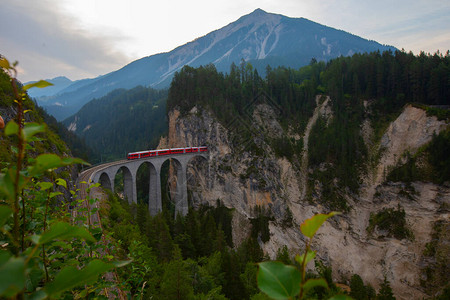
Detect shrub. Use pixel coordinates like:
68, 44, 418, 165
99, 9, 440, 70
367, 205, 413, 240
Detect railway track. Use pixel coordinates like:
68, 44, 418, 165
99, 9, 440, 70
75, 161, 129, 299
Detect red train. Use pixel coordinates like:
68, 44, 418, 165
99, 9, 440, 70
127, 146, 208, 160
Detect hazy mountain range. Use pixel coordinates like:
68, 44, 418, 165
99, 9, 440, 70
28, 8, 396, 121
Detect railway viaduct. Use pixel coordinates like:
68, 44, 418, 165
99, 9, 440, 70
81, 152, 208, 216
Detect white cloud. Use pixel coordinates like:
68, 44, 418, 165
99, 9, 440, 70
0, 0, 131, 82
1, 0, 449, 82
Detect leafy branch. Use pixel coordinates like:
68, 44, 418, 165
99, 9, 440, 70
0, 57, 128, 299
257, 212, 352, 300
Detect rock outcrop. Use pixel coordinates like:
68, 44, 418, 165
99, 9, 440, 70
163, 100, 449, 299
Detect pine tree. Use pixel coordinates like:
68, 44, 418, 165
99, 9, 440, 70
159, 245, 194, 300
377, 277, 396, 300
147, 213, 174, 262
275, 245, 291, 265
350, 274, 368, 300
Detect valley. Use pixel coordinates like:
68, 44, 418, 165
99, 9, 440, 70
71, 50, 449, 299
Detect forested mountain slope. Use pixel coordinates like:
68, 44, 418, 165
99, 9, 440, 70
63, 86, 168, 162
161, 50, 450, 299
0, 68, 87, 168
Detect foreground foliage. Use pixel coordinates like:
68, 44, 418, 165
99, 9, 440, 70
0, 57, 127, 299
256, 212, 351, 300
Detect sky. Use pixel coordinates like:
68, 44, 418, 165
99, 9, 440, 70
1, 0, 449, 82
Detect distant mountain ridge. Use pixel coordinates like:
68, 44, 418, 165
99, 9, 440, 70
31, 8, 396, 120
26, 76, 73, 98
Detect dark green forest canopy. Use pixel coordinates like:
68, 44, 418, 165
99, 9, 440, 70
63, 86, 168, 162
0, 68, 90, 165
168, 50, 450, 117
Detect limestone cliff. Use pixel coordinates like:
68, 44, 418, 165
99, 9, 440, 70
163, 100, 449, 299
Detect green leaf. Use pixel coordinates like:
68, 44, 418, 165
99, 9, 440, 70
22, 123, 45, 141
29, 155, 90, 177
113, 260, 132, 268
55, 178, 67, 189
25, 268, 45, 296
0, 57, 11, 70
0, 256, 26, 297
0, 167, 28, 200
295, 250, 316, 266
29, 235, 41, 245
0, 169, 16, 200
38, 222, 95, 245
4, 121, 19, 136
45, 259, 114, 298
27, 290, 47, 300
35, 154, 61, 168
28, 154, 63, 176
49, 192, 63, 199
300, 212, 340, 238
51, 241, 73, 250
23, 80, 53, 91
61, 157, 90, 166
302, 278, 328, 294
0, 250, 11, 265
0, 206, 13, 228
257, 261, 301, 300
37, 182, 53, 191
89, 227, 103, 242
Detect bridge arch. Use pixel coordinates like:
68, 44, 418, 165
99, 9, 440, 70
135, 161, 162, 215
99, 172, 112, 191
114, 166, 135, 204
159, 157, 187, 217
89, 152, 208, 216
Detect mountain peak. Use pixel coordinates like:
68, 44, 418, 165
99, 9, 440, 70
38, 9, 396, 120
235, 8, 283, 28
250, 8, 268, 15
241, 8, 274, 21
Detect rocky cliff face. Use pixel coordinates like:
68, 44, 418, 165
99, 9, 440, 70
163, 100, 449, 299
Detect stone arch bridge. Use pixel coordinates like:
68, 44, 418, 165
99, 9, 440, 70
79, 152, 208, 216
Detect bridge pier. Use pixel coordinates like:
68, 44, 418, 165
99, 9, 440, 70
149, 163, 162, 216
122, 167, 135, 204
91, 153, 207, 216
174, 163, 188, 216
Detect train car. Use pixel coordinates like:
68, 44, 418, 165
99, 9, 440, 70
157, 149, 170, 156
127, 146, 208, 160
127, 153, 140, 160
170, 148, 185, 154
127, 150, 149, 160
